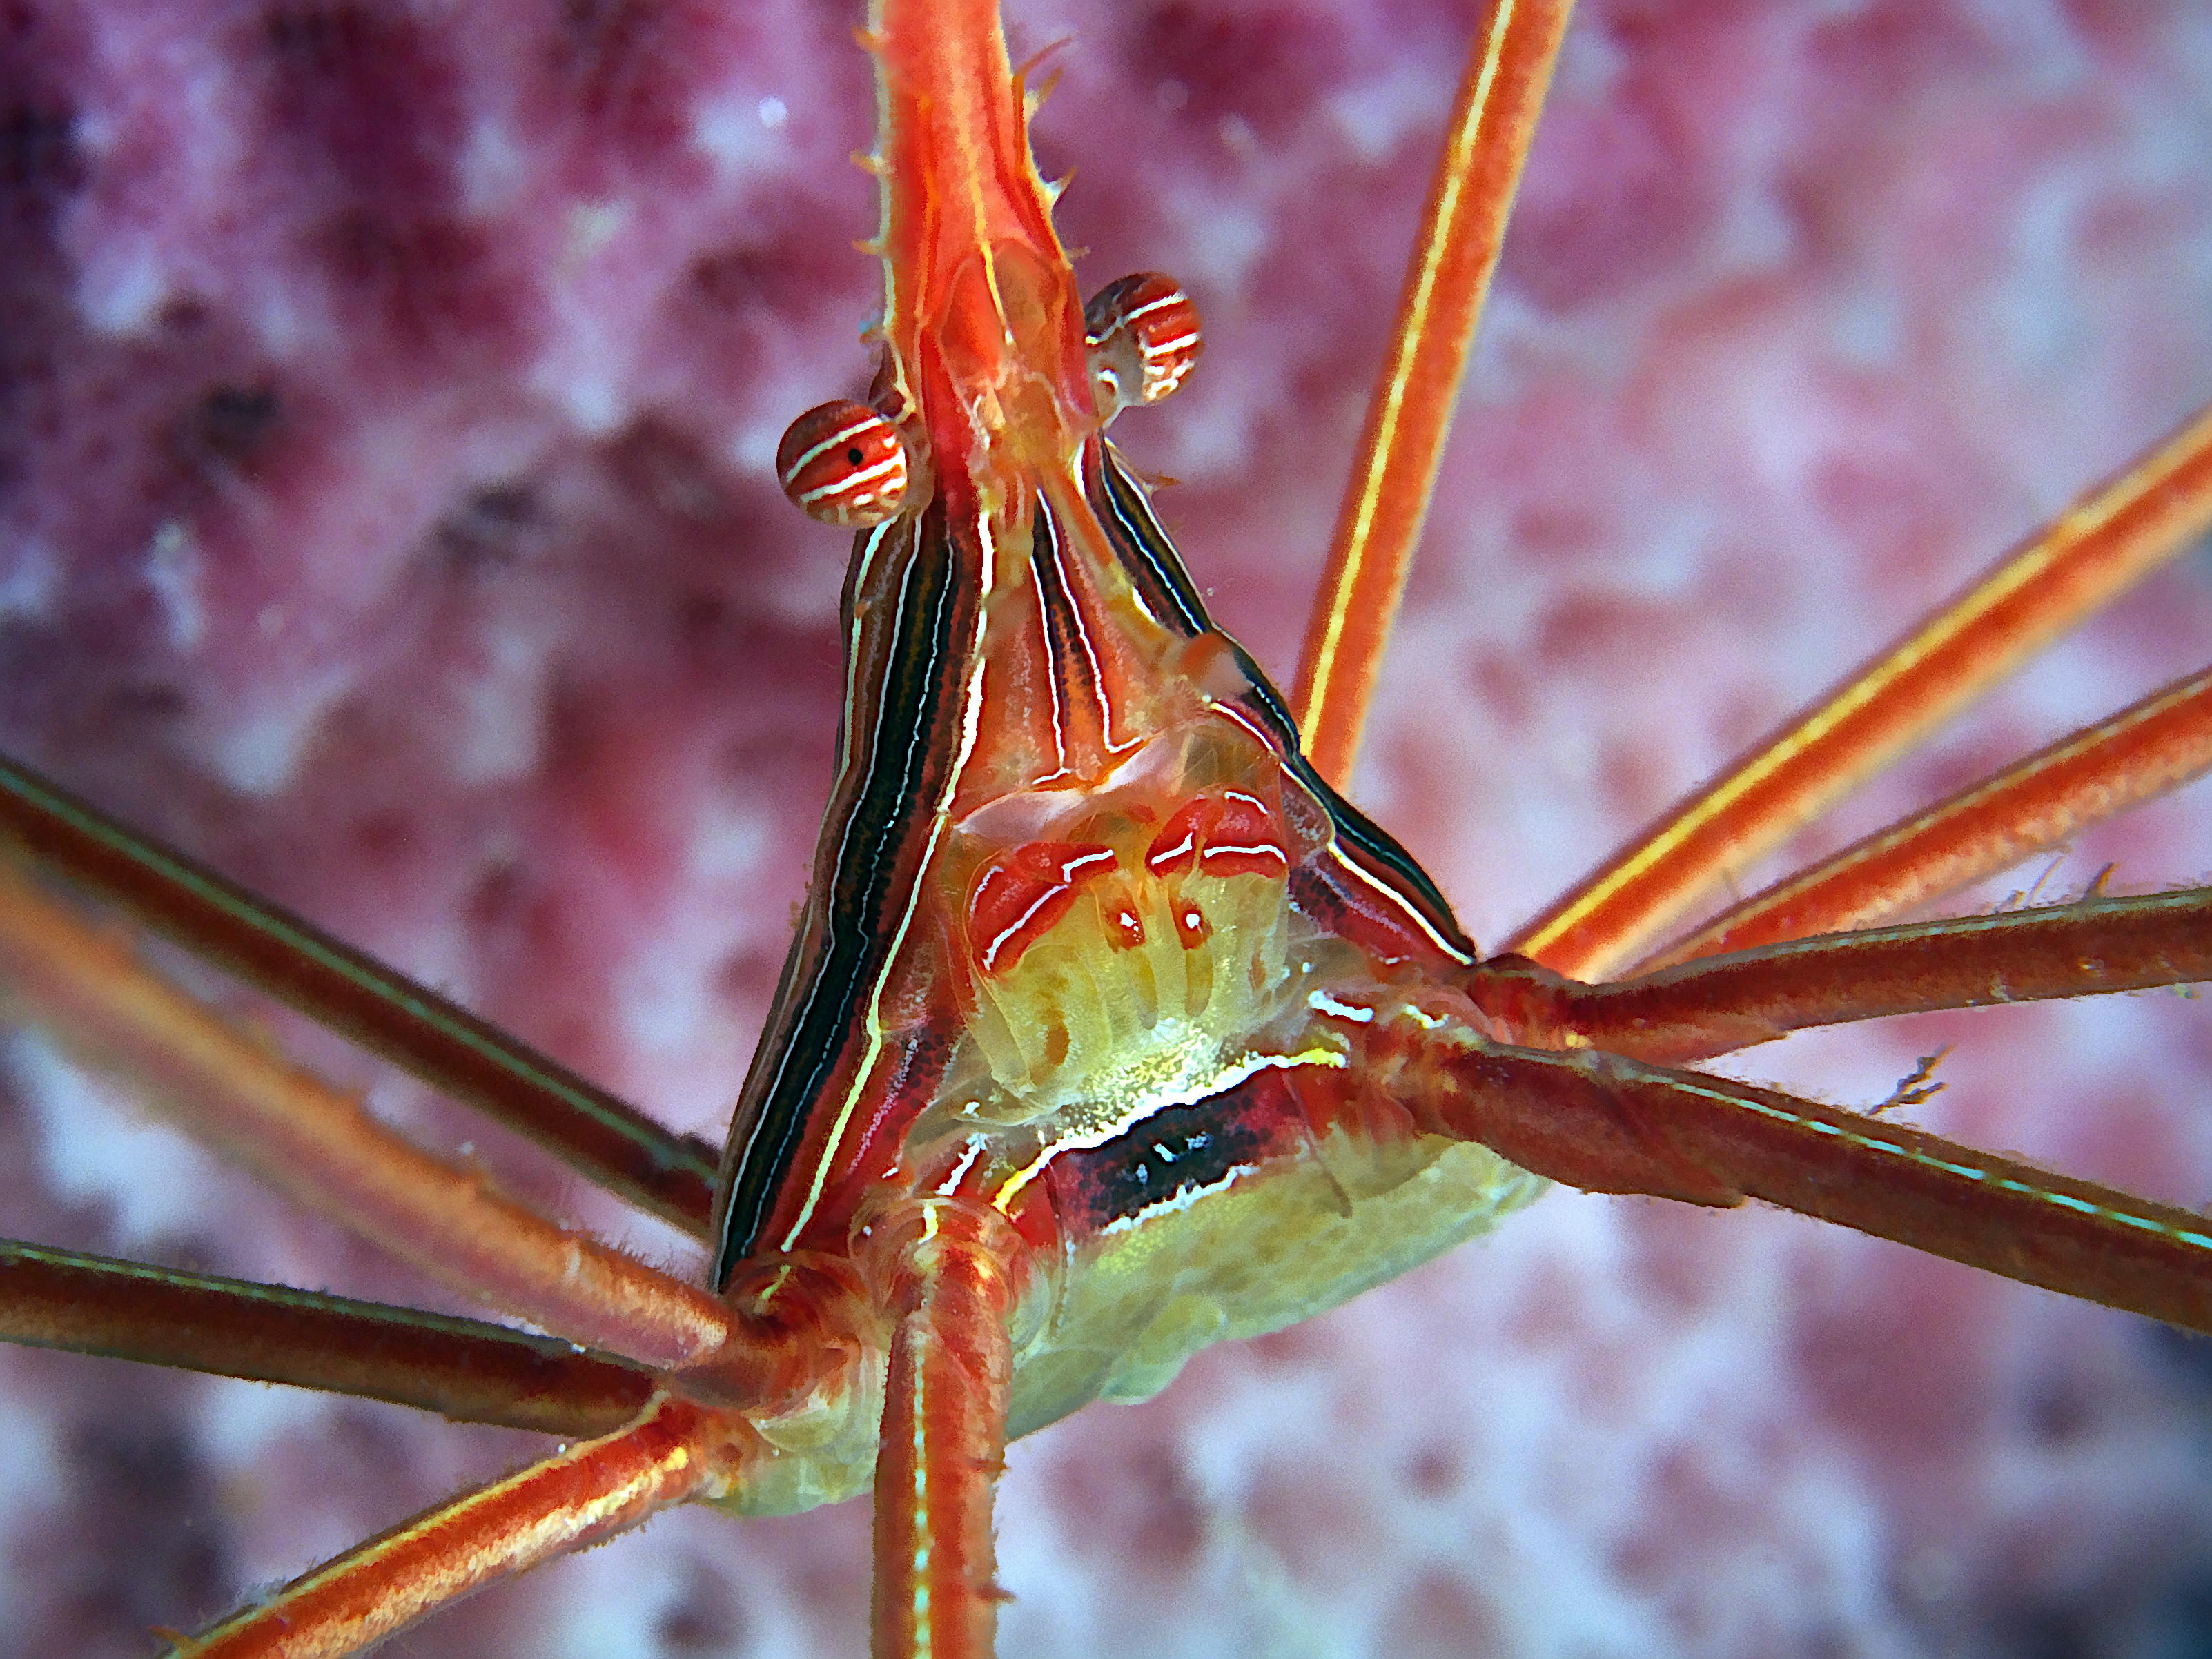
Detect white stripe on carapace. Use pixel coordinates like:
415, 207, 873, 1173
837, 522, 903, 774
1097, 1161, 1261, 1235
932, 1134, 991, 1198
776, 515, 1003, 1255
977, 845, 1118, 974
1202, 841, 1291, 871
1308, 988, 1378, 1023
1084, 447, 1198, 635
1030, 504, 1074, 786
1035, 490, 1137, 760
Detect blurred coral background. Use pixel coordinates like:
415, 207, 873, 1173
1, 1, 2209, 1654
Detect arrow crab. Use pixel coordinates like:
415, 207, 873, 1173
0, 0, 2209, 1653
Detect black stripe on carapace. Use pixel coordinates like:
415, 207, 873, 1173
1028, 495, 1106, 735
1232, 640, 1469, 956
1088, 443, 1472, 958
1091, 440, 1210, 636
712, 509, 979, 1286
1053, 1068, 1301, 1235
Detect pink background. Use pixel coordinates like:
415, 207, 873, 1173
1, 1, 2209, 1653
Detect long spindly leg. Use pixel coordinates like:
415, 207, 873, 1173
1507, 403, 2212, 978
168, 1393, 762, 1659
0, 905, 828, 1657
1468, 888, 2212, 1067
0, 754, 720, 1233
0, 844, 792, 1651
0, 1186, 776, 1653
0, 1240, 656, 1435
1284, 0, 2212, 988
1402, 1034, 2212, 1333
1290, 0, 1576, 784
0, 686, 829, 1657
864, 1199, 1027, 1659
0, 854, 728, 1366
1636, 666, 2212, 968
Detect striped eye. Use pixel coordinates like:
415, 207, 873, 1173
1084, 273, 1202, 420
776, 400, 912, 527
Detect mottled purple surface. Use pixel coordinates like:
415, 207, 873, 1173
1, 1, 2211, 1655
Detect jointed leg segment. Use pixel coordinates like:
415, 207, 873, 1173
1387, 1014, 2212, 1336
1640, 665, 2212, 968
170, 1394, 762, 1659
1467, 888, 2212, 1066
0, 1239, 656, 1435
865, 1200, 1028, 1659
0, 855, 730, 1366
1509, 402, 2212, 978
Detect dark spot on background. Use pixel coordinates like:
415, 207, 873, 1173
0, 12, 86, 487
555, 0, 705, 165
435, 482, 540, 575
1126, 1, 1345, 140
349, 806, 418, 862
1404, 1441, 1460, 1499
13, 1410, 235, 1651
1987, 1598, 2095, 1659
609, 419, 737, 527
652, 1558, 752, 1653
317, 210, 507, 355
2022, 1374, 2094, 1446
0, 98, 78, 201
261, 4, 460, 208
101, 680, 190, 723
467, 858, 531, 932
2147, 1323, 2212, 1402
188, 383, 283, 468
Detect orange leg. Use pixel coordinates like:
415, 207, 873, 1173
0, 757, 721, 1232
170, 1395, 760, 1659
1638, 665, 2212, 968
864, 1201, 1026, 1659
0, 1239, 655, 1435
1291, 0, 1576, 783
1255, 11, 2212, 1651
1395, 1031, 2212, 1332
1507, 402, 2212, 979
0, 3, 2203, 1659
0, 856, 729, 1367
1469, 887, 2212, 1067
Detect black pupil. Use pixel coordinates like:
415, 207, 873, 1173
845, 446, 865, 466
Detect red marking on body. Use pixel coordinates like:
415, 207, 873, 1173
1108, 901, 1146, 950
1144, 790, 1291, 881
966, 841, 1117, 976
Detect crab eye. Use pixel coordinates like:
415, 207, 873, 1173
1084, 273, 1202, 420
776, 400, 912, 527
